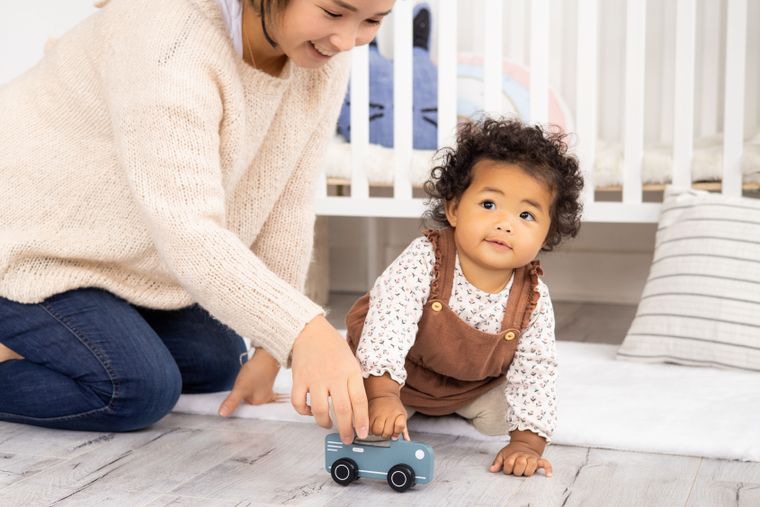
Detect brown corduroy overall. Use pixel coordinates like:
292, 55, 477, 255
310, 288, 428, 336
346, 228, 542, 416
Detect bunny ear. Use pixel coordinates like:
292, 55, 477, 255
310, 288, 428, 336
94, 0, 110, 8
412, 3, 432, 51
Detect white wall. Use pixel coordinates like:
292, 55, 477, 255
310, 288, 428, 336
0, 1, 97, 84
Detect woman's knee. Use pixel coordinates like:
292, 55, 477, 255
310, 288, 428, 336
201, 355, 242, 392
113, 361, 182, 430
181, 336, 246, 393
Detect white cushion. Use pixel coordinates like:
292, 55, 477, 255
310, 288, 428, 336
617, 187, 760, 371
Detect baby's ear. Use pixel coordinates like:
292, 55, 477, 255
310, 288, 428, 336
443, 199, 459, 227
540, 230, 553, 251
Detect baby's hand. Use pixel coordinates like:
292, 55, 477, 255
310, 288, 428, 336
368, 395, 410, 441
489, 442, 553, 477
219, 348, 286, 416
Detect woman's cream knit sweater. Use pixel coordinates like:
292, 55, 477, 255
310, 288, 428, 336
0, 0, 351, 365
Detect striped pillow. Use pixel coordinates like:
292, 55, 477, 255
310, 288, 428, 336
617, 187, 760, 371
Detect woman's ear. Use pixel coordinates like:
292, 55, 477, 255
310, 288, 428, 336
444, 199, 459, 227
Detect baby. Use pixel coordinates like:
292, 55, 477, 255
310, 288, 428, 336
346, 117, 584, 477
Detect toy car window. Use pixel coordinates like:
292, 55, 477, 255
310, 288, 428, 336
353, 438, 391, 448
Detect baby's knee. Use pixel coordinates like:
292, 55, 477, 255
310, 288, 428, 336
458, 389, 508, 436
470, 412, 508, 436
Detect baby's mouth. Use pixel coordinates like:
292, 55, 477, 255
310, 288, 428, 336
486, 239, 512, 249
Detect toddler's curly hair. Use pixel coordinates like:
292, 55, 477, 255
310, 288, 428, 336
423, 117, 584, 251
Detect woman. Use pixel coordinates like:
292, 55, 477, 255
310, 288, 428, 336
0, 0, 393, 444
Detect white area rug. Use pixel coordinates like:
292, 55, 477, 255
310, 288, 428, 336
173, 341, 760, 462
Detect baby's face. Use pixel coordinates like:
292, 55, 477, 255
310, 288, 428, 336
444, 159, 552, 292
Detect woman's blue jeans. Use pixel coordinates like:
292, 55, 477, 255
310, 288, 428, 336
0, 288, 247, 432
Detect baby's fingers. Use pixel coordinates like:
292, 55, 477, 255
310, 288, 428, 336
538, 458, 553, 478
391, 414, 409, 441
381, 416, 397, 439
489, 453, 505, 473
370, 415, 387, 437
524, 458, 539, 476
510, 455, 528, 476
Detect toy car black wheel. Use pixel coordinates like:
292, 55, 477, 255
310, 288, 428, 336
330, 458, 359, 486
387, 464, 416, 492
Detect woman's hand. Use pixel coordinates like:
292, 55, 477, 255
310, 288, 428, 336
290, 315, 369, 444
218, 348, 286, 417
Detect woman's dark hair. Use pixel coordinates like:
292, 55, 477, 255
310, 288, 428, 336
249, 0, 290, 47
423, 117, 584, 251
249, 0, 290, 16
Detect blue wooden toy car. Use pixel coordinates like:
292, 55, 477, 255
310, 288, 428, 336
324, 433, 434, 492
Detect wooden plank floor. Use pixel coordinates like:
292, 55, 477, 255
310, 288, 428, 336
1, 300, 758, 506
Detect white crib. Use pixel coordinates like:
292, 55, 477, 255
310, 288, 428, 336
314, 0, 759, 224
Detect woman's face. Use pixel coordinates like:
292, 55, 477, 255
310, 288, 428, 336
274, 0, 395, 68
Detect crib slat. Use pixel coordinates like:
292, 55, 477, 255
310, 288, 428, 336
437, 0, 457, 149
622, 0, 646, 204
529, 0, 549, 125
722, 0, 747, 197
576, 0, 599, 205
507, 0, 526, 65
698, 0, 721, 137
312, 197, 426, 217
549, 0, 564, 96
393, 0, 412, 200
672, 0, 696, 189
484, 0, 503, 114
349, 45, 369, 199
658, 3, 676, 149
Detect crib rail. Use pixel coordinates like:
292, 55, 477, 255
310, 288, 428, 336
315, 0, 753, 223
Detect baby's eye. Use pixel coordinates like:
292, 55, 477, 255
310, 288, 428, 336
480, 200, 496, 210
520, 211, 536, 221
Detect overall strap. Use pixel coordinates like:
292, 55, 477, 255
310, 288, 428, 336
499, 260, 543, 339
424, 228, 457, 302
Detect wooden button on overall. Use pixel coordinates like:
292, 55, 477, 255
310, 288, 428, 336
503, 330, 517, 341
431, 301, 443, 312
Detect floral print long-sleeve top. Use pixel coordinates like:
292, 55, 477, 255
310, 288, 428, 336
355, 236, 558, 440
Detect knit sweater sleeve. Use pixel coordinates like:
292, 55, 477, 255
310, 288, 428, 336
100, 0, 323, 365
